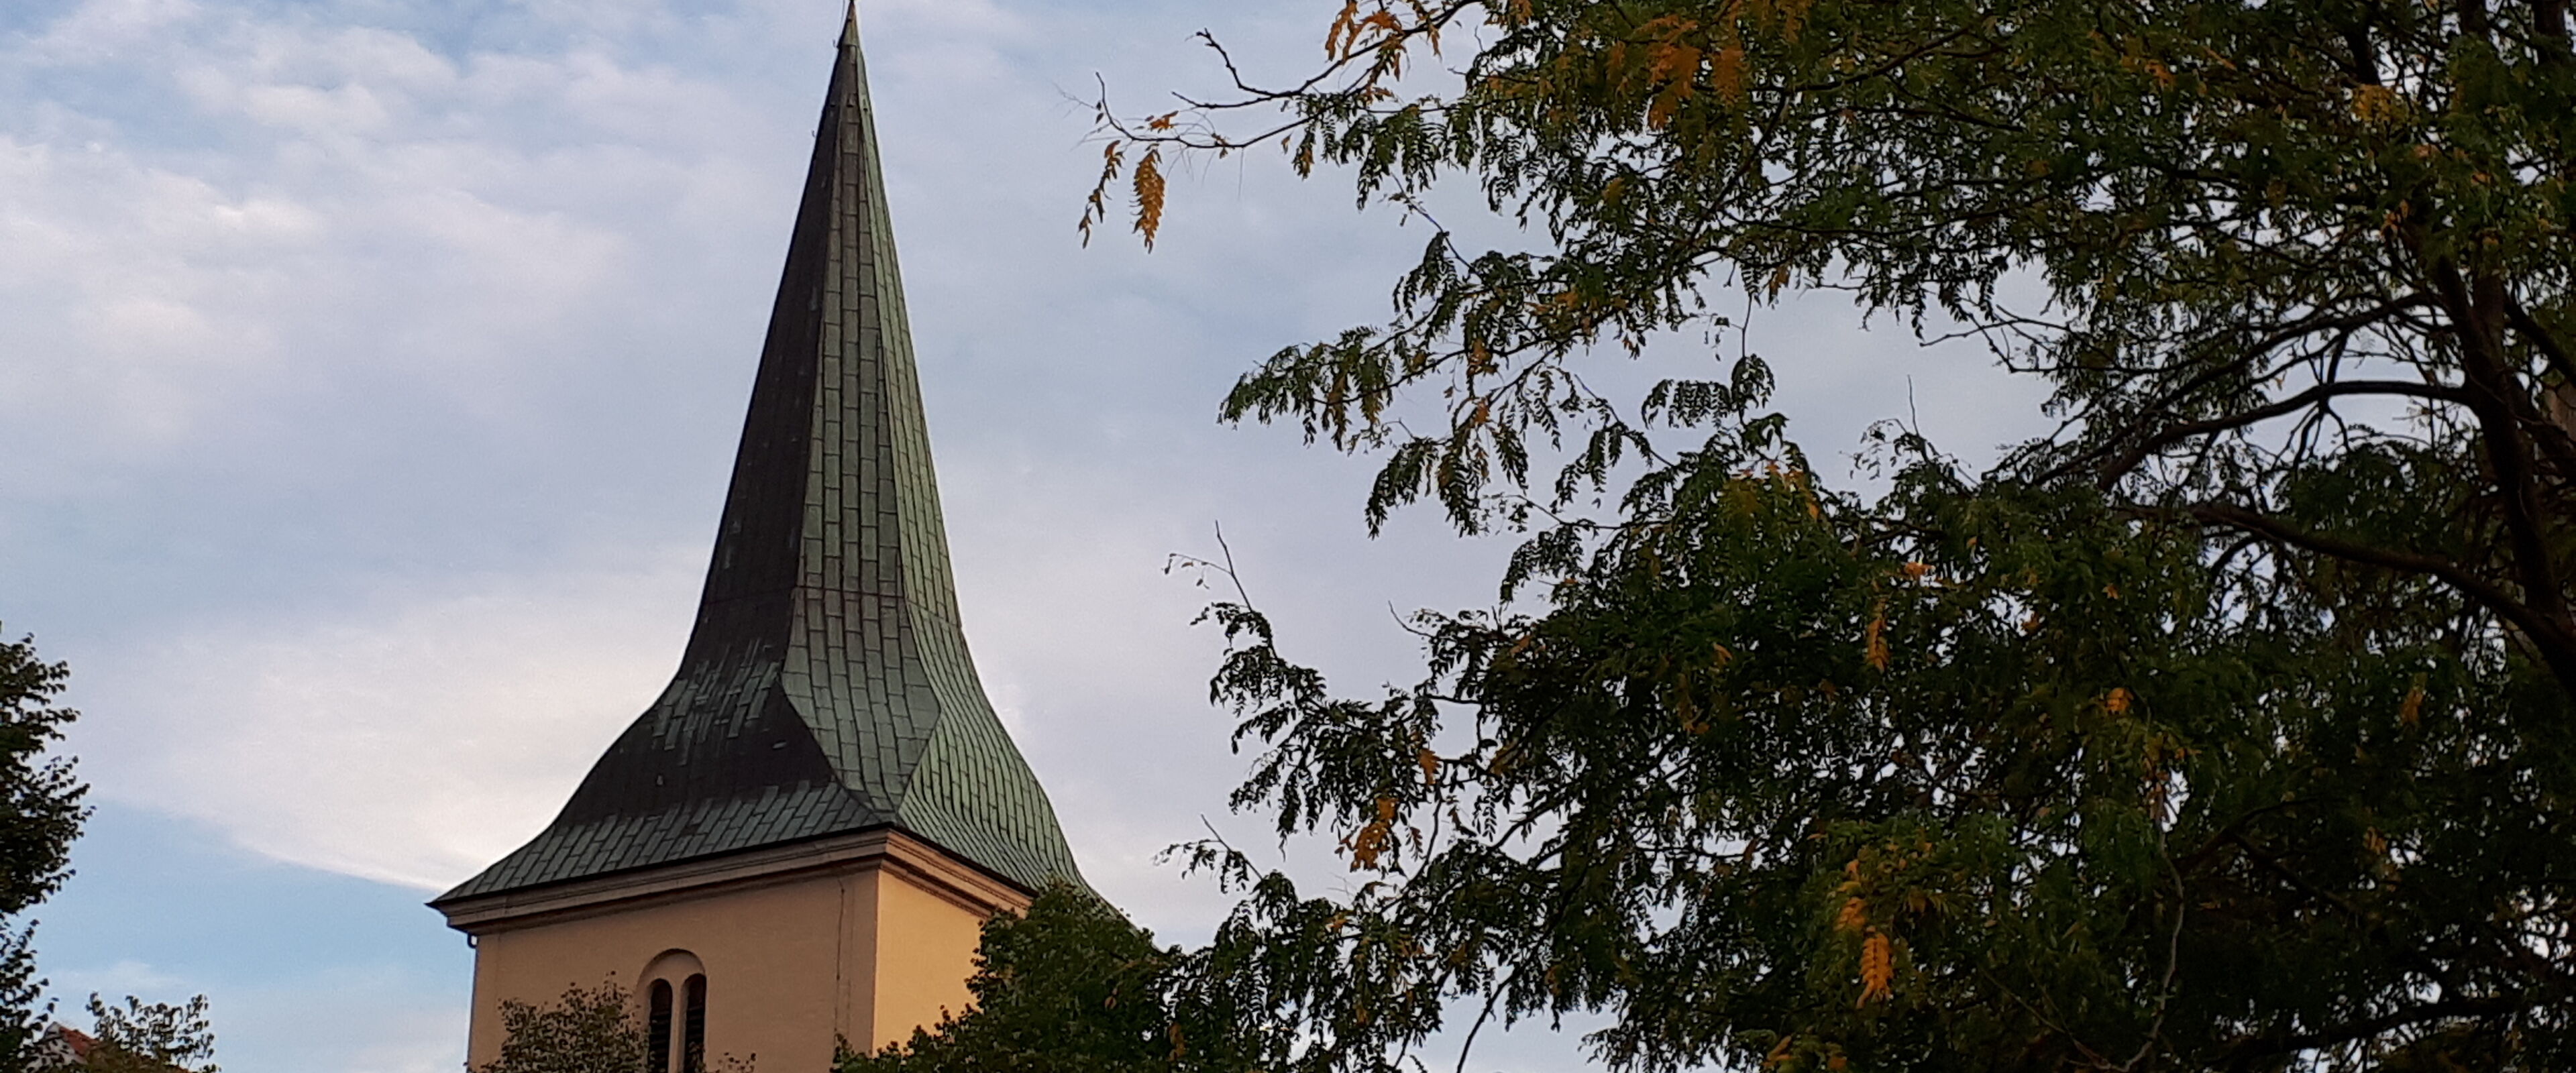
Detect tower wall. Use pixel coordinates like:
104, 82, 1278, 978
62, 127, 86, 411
450, 830, 1025, 1071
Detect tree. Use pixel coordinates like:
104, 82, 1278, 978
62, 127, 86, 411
0, 629, 85, 920
472, 981, 649, 1073
0, 629, 87, 1073
0, 925, 48, 1073
840, 881, 1265, 1073
79, 995, 217, 1073
1063, 0, 2576, 1069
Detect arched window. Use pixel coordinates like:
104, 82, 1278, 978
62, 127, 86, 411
646, 980, 672, 1073
682, 974, 707, 1073
639, 949, 706, 1073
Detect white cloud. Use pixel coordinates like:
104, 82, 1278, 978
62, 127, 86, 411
76, 552, 702, 890
50, 958, 187, 997
19, 0, 201, 64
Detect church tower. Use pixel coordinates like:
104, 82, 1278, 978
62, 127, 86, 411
431, 12, 1084, 1070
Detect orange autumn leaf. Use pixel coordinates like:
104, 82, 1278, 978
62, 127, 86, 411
1324, 0, 1362, 56
2351, 83, 2402, 123
1131, 146, 1167, 250
1858, 931, 1894, 1003
1348, 819, 1391, 869
1345, 795, 1400, 869
1864, 610, 1890, 671
1710, 44, 1746, 101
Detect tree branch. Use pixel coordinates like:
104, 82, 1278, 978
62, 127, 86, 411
2182, 502, 2576, 689
2095, 379, 2472, 486
2216, 995, 2522, 1066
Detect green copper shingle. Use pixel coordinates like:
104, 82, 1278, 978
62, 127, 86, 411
435, 12, 1083, 905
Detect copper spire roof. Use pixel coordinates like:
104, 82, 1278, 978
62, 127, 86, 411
437, 11, 1083, 903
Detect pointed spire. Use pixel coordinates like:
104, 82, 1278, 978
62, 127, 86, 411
437, 13, 1082, 903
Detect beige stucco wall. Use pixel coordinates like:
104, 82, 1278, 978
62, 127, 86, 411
865, 865, 991, 1050
462, 860, 1008, 1072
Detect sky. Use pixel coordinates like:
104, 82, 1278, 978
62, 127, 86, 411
0, 0, 2053, 1070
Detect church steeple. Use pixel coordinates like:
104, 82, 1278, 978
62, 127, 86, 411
437, 12, 1082, 903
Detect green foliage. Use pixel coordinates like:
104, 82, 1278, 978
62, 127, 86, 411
1104, 0, 2576, 679
0, 628, 87, 918
0, 628, 85, 1073
0, 923, 50, 1073
839, 881, 1267, 1073
474, 981, 650, 1073
1188, 416, 2576, 1070
81, 995, 217, 1073
1069, 0, 2576, 1069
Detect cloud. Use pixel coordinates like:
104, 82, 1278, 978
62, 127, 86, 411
17, 0, 200, 63
50, 958, 186, 997
75, 553, 701, 890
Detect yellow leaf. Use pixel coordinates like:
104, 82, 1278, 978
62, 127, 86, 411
1710, 44, 1746, 101
1343, 796, 1403, 869
1324, 0, 1361, 57
2399, 681, 2425, 726
1347, 817, 1392, 869
1130, 146, 1166, 250
1417, 748, 1441, 784
2105, 687, 2133, 715
2351, 83, 2402, 123
1863, 610, 1889, 671
1857, 931, 1894, 1003
1835, 897, 1868, 934
1077, 139, 1126, 247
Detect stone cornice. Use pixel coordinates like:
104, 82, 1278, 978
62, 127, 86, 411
434, 826, 1028, 934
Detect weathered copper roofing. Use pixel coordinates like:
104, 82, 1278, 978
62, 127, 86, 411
435, 11, 1083, 905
